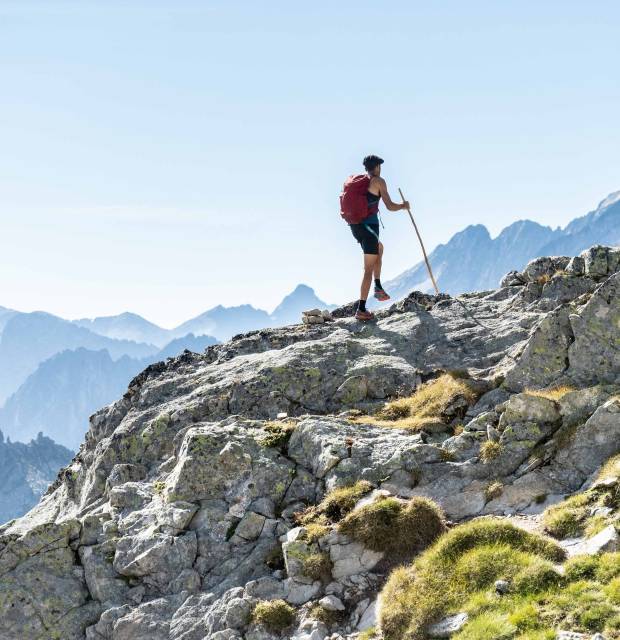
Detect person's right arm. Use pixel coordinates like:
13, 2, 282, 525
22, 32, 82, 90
376, 177, 409, 211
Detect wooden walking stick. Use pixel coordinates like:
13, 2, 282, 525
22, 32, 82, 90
398, 188, 440, 295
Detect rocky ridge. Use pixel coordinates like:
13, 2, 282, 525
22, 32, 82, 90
1, 245, 620, 640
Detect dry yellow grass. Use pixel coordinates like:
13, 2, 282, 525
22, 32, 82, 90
357, 373, 478, 432
596, 454, 620, 482
524, 385, 575, 402
480, 440, 503, 463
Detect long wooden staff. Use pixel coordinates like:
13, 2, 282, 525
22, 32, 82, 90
398, 188, 440, 294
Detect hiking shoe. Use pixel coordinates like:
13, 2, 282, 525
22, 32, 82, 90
355, 309, 376, 321
374, 288, 391, 302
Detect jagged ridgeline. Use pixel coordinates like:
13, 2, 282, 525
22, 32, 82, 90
1, 245, 620, 640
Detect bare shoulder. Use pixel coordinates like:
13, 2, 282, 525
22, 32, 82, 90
369, 175, 385, 193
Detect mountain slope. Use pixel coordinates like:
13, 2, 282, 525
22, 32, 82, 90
2, 245, 619, 639
0, 305, 17, 334
0, 431, 73, 523
0, 312, 158, 404
0, 349, 144, 450
0, 334, 219, 450
173, 304, 270, 341
386, 191, 619, 297
269, 283, 335, 326
73, 312, 172, 348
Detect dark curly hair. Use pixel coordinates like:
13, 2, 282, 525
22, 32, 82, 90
363, 155, 384, 171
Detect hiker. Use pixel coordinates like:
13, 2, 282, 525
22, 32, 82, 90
340, 155, 409, 321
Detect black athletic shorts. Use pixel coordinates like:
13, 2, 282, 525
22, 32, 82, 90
350, 222, 380, 255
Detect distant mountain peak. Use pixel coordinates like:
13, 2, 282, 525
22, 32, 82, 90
385, 190, 619, 299
598, 191, 620, 211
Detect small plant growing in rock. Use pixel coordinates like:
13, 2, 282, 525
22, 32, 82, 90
298, 480, 373, 525
542, 492, 591, 539
153, 480, 166, 495
480, 440, 503, 462
484, 481, 503, 502
303, 552, 332, 580
304, 522, 330, 543
252, 599, 296, 631
440, 448, 456, 462
525, 385, 575, 402
338, 496, 446, 557
358, 628, 378, 640
259, 420, 296, 449
365, 373, 479, 432
585, 514, 609, 538
596, 453, 620, 483
309, 603, 340, 625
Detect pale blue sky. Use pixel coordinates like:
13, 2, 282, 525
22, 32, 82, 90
1, 1, 618, 327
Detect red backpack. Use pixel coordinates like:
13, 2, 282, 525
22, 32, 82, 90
340, 174, 377, 224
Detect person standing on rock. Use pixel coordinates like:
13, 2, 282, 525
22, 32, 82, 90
340, 155, 409, 321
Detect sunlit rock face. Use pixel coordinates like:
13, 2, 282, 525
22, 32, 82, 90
1, 245, 620, 640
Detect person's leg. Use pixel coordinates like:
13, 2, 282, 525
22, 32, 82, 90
372, 242, 391, 300
373, 242, 383, 281
360, 253, 377, 302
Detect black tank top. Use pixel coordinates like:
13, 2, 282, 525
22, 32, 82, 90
366, 191, 380, 206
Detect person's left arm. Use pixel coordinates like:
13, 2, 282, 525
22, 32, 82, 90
376, 177, 409, 211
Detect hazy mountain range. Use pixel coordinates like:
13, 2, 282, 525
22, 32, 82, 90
385, 190, 620, 299
0, 284, 332, 449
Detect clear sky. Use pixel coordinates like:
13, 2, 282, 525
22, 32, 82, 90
1, 1, 618, 327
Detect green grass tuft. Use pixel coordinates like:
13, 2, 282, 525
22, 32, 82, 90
453, 612, 515, 640
298, 480, 373, 525
542, 492, 590, 539
358, 373, 480, 432
338, 496, 446, 557
252, 599, 296, 631
259, 420, 296, 448
480, 440, 504, 463
302, 552, 332, 580
378, 519, 565, 640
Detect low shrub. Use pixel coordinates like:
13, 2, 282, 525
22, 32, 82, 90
259, 420, 296, 448
309, 603, 340, 624
597, 454, 620, 482
365, 373, 479, 431
378, 519, 564, 640
299, 480, 373, 525
338, 496, 446, 557
542, 493, 590, 538
252, 599, 296, 631
302, 552, 332, 580
480, 440, 503, 463
485, 481, 503, 501
304, 522, 330, 543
